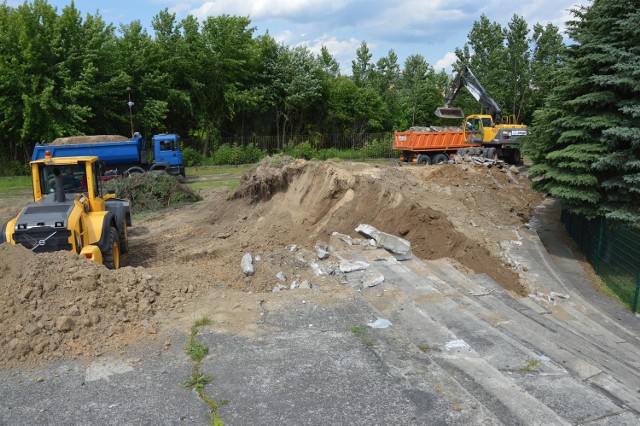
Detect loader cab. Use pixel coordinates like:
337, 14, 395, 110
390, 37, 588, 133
32, 153, 103, 206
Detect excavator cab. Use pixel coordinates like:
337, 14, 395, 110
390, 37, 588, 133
463, 115, 494, 144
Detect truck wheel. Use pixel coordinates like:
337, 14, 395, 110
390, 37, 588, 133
417, 154, 431, 165
485, 147, 497, 160
433, 153, 449, 164
104, 227, 121, 270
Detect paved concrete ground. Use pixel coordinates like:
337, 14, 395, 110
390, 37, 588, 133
532, 198, 640, 333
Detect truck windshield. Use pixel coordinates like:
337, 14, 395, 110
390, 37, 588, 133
41, 164, 87, 194
160, 140, 175, 151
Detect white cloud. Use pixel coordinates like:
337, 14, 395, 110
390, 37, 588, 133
302, 35, 363, 74
188, 0, 343, 22
434, 52, 457, 73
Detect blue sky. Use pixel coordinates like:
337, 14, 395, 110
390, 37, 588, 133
18, 0, 588, 74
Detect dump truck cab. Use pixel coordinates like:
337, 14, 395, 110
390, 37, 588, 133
1, 152, 131, 269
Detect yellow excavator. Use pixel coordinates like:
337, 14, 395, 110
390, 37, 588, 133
1, 151, 130, 269
435, 65, 528, 163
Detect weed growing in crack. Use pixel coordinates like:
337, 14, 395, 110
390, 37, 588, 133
351, 325, 373, 348
181, 318, 227, 426
417, 344, 431, 352
519, 359, 540, 372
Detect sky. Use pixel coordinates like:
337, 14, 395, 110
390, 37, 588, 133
18, 0, 589, 74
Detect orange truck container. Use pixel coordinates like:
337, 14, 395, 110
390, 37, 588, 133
393, 127, 479, 165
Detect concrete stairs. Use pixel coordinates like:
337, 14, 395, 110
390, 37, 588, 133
354, 249, 640, 425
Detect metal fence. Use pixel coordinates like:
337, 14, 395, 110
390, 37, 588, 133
561, 210, 640, 312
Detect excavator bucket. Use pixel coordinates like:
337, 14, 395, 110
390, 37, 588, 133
434, 107, 465, 119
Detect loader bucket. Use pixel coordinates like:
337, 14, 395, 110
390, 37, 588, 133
435, 107, 465, 119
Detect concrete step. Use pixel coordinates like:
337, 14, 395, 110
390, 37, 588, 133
410, 258, 640, 415
368, 255, 639, 421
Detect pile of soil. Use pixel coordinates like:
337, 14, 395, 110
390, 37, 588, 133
0, 244, 206, 366
0, 159, 543, 366
50, 135, 130, 145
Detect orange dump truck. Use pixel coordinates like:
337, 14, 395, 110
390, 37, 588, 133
393, 126, 480, 165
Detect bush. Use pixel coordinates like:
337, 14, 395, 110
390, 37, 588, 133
208, 143, 266, 165
182, 147, 205, 167
0, 158, 29, 177
103, 171, 201, 214
365, 137, 396, 158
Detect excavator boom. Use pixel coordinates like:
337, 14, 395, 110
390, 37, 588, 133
435, 66, 502, 121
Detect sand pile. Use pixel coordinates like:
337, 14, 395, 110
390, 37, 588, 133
0, 244, 199, 366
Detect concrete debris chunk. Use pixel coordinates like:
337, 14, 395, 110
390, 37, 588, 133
356, 224, 412, 260
299, 280, 312, 289
276, 271, 287, 282
367, 318, 392, 329
241, 253, 254, 276
339, 260, 370, 273
356, 224, 380, 240
362, 272, 384, 288
315, 245, 330, 259
272, 284, 285, 293
376, 232, 412, 260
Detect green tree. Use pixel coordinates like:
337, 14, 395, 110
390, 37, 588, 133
351, 41, 373, 88
503, 15, 531, 122
399, 54, 442, 127
263, 44, 323, 145
327, 76, 387, 134
528, 0, 640, 226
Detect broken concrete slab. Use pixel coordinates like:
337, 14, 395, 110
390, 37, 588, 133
339, 260, 370, 273
241, 253, 254, 276
356, 224, 380, 240
362, 271, 385, 288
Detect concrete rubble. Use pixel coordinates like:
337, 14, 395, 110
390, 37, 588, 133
241, 253, 254, 276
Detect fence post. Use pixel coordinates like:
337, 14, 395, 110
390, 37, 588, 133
633, 270, 640, 313
361, 140, 365, 162
595, 217, 605, 274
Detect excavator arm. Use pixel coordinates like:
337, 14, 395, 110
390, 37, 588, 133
435, 66, 502, 122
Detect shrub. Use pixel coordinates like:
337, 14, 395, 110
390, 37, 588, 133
0, 158, 29, 177
103, 171, 201, 214
208, 143, 266, 165
182, 147, 205, 167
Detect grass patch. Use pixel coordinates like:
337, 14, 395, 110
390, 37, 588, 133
519, 359, 539, 372
187, 164, 253, 176
188, 180, 239, 190
351, 325, 373, 348
194, 316, 212, 327
0, 176, 32, 194
417, 344, 431, 352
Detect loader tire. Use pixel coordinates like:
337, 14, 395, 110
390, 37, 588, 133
104, 227, 121, 270
119, 225, 129, 254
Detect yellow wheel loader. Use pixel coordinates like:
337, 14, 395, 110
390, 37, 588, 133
1, 151, 131, 269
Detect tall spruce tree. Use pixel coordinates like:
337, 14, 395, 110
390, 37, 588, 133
528, 0, 640, 226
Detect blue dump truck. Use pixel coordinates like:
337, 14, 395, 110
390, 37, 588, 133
32, 133, 185, 177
